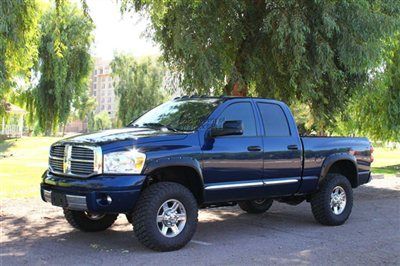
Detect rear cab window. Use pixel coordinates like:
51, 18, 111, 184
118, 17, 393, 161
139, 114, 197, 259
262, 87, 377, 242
257, 103, 291, 136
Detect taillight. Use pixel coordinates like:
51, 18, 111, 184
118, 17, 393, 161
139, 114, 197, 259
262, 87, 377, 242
370, 143, 374, 163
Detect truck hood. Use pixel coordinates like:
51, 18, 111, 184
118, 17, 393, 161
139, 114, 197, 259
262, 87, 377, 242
58, 127, 189, 146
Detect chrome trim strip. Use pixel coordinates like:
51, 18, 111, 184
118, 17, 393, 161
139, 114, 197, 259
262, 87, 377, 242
205, 181, 264, 190
204, 178, 300, 190
263, 178, 299, 186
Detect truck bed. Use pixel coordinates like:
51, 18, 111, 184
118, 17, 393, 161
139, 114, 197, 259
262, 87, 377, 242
301, 136, 371, 183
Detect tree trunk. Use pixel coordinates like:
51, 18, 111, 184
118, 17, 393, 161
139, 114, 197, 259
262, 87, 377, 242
224, 0, 265, 97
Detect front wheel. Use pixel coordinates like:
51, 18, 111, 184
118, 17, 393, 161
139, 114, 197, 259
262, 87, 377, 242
310, 174, 353, 226
63, 209, 118, 232
131, 182, 198, 251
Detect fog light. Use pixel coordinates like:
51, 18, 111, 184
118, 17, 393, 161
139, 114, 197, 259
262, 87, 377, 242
97, 194, 112, 206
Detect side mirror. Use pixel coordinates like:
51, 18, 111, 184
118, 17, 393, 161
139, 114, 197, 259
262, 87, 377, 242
211, 120, 243, 137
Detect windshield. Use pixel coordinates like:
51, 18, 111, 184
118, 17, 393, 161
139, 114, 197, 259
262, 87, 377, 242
130, 98, 221, 131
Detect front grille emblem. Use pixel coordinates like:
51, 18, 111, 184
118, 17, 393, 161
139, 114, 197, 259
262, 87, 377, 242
63, 145, 72, 174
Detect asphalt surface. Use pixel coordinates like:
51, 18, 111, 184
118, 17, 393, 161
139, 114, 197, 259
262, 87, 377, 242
1, 176, 399, 265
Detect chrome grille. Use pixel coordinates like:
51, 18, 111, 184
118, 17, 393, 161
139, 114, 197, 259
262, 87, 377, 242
71, 146, 94, 160
49, 145, 65, 174
50, 145, 65, 158
49, 157, 63, 172
49, 144, 102, 177
70, 146, 95, 175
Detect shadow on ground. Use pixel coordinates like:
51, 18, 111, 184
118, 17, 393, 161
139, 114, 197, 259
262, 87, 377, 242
0, 139, 16, 157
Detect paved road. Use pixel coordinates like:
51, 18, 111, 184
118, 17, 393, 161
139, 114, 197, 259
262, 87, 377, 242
1, 177, 399, 265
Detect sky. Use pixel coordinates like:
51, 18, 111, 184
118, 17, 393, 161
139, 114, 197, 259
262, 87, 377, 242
85, 0, 161, 60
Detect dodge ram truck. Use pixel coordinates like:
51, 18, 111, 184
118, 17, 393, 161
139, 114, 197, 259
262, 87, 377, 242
41, 96, 373, 251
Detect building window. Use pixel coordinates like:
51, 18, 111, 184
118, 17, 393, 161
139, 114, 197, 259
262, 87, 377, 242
107, 97, 111, 103
99, 68, 103, 74
93, 91, 96, 96
101, 98, 105, 103
108, 83, 112, 88
93, 84, 96, 89
108, 105, 111, 110
101, 105, 105, 110
102, 84, 105, 89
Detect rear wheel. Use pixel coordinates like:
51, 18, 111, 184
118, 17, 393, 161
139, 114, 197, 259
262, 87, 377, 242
310, 174, 353, 226
63, 209, 118, 232
239, 199, 273, 214
132, 182, 198, 251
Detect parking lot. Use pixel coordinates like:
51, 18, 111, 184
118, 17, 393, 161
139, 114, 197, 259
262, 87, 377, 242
1, 176, 399, 265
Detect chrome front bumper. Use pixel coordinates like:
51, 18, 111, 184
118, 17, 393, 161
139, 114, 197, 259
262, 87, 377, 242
43, 189, 87, 211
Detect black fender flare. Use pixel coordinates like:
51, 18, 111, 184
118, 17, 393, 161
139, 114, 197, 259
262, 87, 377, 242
319, 153, 359, 186
143, 156, 204, 187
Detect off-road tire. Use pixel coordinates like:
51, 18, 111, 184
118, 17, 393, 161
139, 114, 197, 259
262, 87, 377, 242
239, 199, 273, 214
126, 214, 133, 224
310, 174, 353, 226
132, 182, 198, 252
63, 209, 118, 232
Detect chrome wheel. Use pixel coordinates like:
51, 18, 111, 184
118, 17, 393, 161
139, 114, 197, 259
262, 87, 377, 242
85, 212, 105, 220
330, 186, 346, 215
157, 199, 187, 238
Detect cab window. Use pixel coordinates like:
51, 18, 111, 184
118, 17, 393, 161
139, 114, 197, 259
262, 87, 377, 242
216, 102, 257, 136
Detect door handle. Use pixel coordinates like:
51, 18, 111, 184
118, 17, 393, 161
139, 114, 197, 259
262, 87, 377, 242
247, 146, 262, 152
287, 144, 299, 150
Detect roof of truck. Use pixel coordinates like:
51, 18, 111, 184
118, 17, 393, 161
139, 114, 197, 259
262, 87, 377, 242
173, 95, 275, 101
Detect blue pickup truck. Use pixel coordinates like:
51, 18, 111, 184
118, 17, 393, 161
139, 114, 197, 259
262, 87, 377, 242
41, 96, 373, 251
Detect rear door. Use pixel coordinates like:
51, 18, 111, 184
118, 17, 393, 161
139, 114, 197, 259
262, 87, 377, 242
255, 101, 302, 196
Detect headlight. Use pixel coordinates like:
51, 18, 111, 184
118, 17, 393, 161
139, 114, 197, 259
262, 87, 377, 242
103, 150, 146, 174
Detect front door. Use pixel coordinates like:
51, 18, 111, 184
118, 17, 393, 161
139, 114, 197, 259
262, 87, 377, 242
201, 101, 264, 202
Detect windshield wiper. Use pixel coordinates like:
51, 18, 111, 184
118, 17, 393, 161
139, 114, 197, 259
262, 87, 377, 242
141, 123, 179, 132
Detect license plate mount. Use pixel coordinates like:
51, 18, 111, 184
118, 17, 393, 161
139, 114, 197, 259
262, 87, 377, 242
51, 192, 68, 207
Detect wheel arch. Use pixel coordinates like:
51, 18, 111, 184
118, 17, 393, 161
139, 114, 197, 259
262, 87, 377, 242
320, 153, 359, 188
142, 157, 204, 204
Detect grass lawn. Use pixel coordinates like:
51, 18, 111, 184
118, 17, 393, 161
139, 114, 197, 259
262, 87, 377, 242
0, 137, 60, 198
371, 147, 400, 176
0, 137, 398, 199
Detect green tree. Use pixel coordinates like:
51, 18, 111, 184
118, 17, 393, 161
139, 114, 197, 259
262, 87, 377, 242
336, 34, 400, 142
111, 54, 165, 125
93, 111, 112, 131
0, 0, 41, 113
71, 91, 96, 133
121, 0, 399, 130
32, 1, 94, 134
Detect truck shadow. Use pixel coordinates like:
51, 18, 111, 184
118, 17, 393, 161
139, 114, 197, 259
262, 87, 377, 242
1, 183, 399, 263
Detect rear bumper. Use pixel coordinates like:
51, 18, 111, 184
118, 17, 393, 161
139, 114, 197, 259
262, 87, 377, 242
40, 171, 146, 213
